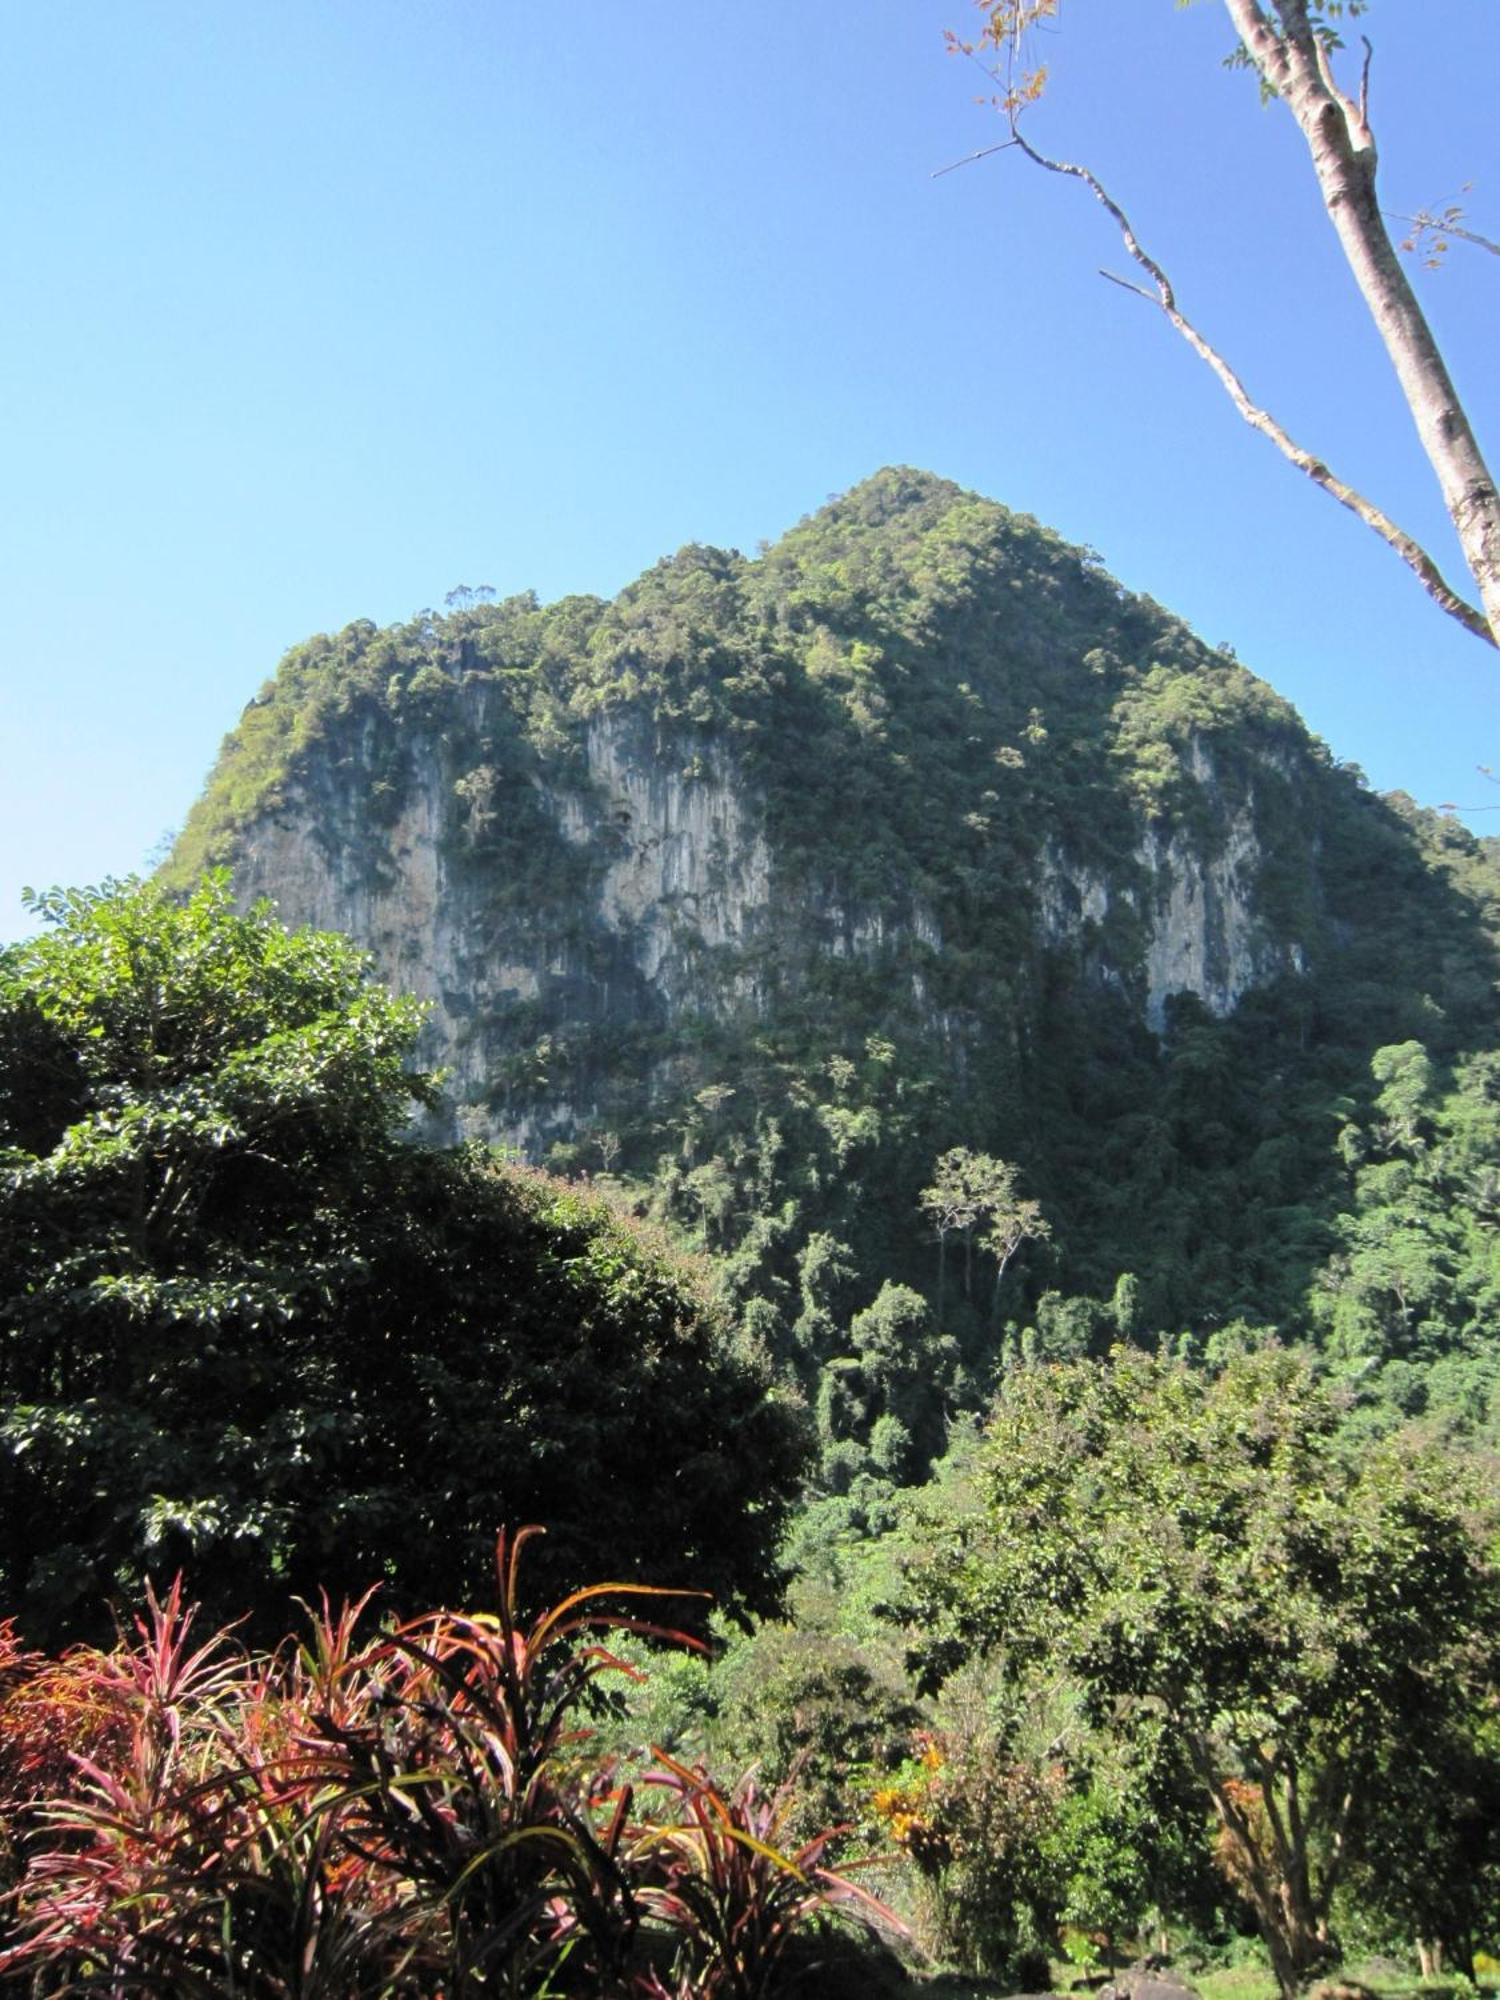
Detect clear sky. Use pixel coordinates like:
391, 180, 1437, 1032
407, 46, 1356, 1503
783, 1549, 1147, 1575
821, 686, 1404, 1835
3, 1, 1497, 941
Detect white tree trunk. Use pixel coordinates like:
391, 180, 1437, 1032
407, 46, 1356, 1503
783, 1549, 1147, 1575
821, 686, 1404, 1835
1223, 0, 1500, 643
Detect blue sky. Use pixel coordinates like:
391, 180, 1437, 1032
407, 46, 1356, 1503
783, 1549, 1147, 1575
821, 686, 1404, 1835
3, 1, 1497, 940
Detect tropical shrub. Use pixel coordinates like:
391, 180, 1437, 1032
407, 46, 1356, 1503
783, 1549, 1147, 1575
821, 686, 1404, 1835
871, 1721, 1062, 1979
631, 1755, 896, 1999
0, 1533, 900, 1996
898, 1346, 1500, 1995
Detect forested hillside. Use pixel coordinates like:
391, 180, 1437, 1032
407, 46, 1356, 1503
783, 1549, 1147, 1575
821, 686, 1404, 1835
167, 469, 1500, 1485
7, 449, 1500, 1991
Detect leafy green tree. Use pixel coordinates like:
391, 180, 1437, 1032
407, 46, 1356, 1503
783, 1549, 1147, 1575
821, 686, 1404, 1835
980, 1167, 1051, 1330
1048, 1772, 1209, 1975
1314, 1042, 1500, 1433
919, 1148, 988, 1309
846, 1282, 959, 1466
0, 876, 806, 1643
710, 1621, 923, 1845
918, 1147, 1048, 1318
1339, 1690, 1500, 1977
899, 1345, 1500, 1997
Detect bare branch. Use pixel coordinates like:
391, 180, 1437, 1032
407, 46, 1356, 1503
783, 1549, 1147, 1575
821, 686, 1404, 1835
1005, 126, 1497, 648
1429, 218, 1500, 259
1310, 29, 1341, 107
931, 139, 1018, 180
1312, 26, 1360, 127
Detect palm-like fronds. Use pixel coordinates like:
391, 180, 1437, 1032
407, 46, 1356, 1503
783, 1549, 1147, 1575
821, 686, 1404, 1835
0, 1532, 897, 1997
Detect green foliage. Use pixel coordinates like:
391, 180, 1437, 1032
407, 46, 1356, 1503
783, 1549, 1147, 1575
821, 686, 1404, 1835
872, 1713, 1064, 1980
709, 1620, 923, 1845
0, 877, 807, 1644
1339, 1679, 1500, 1977
898, 1346, 1500, 1996
1311, 1040, 1500, 1436
918, 1148, 1049, 1326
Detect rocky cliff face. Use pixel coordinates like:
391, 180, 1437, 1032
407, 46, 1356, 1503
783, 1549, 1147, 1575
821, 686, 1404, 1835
233, 711, 1299, 1121
229, 707, 785, 1147
1036, 746, 1301, 1030
173, 468, 1475, 1182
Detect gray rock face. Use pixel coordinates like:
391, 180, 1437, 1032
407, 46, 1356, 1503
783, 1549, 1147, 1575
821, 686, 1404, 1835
225, 689, 1306, 1152
182, 468, 1384, 1158
560, 713, 775, 1006
1037, 741, 1303, 1030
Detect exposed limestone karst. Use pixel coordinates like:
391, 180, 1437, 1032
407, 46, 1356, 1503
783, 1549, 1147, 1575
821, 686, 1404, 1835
170, 469, 1492, 1183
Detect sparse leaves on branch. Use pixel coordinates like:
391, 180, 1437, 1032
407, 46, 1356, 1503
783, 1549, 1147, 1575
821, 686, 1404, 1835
951, 0, 1500, 649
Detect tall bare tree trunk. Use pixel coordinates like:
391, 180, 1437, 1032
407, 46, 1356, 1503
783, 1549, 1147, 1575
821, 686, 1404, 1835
1223, 0, 1500, 642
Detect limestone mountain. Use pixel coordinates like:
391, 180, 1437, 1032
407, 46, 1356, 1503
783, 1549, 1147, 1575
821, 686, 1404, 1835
168, 468, 1500, 1380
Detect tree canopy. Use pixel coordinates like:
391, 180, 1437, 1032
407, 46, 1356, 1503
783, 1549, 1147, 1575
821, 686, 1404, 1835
0, 875, 807, 1644
899, 1345, 1500, 1992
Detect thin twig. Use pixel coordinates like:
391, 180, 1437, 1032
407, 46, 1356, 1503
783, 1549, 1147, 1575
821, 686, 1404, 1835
931, 140, 1017, 180
1389, 212, 1500, 260
1003, 123, 1496, 647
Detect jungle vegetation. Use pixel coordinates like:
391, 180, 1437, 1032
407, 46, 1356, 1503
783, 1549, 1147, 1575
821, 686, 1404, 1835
166, 471, 1500, 1500
1, 874, 1496, 1993
6, 472, 1500, 1989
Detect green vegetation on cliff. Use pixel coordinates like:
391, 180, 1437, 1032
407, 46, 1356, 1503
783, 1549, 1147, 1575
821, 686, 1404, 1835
168, 468, 1500, 1484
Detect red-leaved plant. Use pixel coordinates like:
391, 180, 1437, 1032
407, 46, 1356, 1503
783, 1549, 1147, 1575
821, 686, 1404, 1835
0, 1531, 902, 1997
293, 1526, 712, 1995
631, 1752, 898, 1999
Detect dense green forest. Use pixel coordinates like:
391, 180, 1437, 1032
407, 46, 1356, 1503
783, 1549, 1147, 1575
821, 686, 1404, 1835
167, 471, 1500, 1483
5, 472, 1500, 1992
3, 875, 1497, 1996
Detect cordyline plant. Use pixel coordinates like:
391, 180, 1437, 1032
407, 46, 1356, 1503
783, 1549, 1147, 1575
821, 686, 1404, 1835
0, 1529, 902, 1996
630, 1752, 898, 1999
0, 1577, 409, 1996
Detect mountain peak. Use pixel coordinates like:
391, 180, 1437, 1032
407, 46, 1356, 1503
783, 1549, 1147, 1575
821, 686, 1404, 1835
166, 471, 1500, 1364
824, 466, 967, 523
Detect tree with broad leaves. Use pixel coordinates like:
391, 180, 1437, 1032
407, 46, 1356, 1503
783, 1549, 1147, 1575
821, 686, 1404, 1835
918, 1146, 1048, 1319
0, 875, 807, 1646
954, 1, 1500, 648
898, 1345, 1500, 1996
